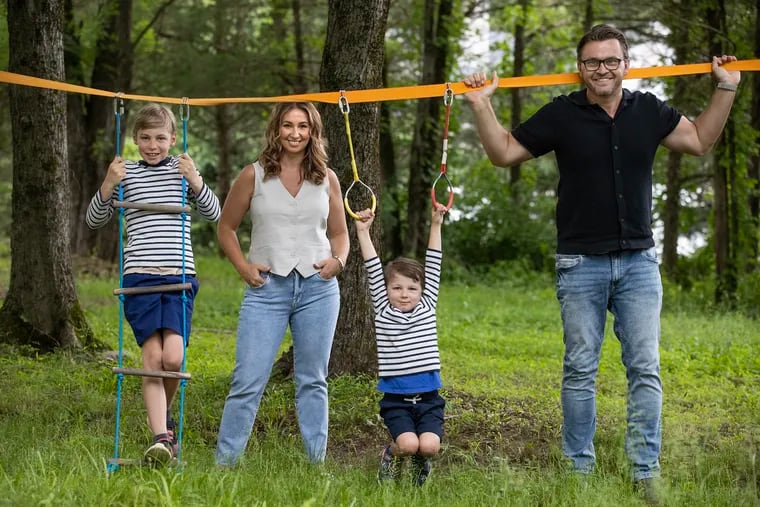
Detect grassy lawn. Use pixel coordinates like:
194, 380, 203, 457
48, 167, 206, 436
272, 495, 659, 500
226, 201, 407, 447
0, 250, 758, 506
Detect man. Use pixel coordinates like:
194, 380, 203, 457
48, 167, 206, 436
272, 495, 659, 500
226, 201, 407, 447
463, 24, 740, 504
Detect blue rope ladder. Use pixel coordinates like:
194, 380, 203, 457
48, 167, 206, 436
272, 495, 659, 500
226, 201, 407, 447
107, 96, 192, 472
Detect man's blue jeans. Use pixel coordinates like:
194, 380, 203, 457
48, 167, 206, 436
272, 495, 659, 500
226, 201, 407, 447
555, 247, 662, 480
215, 271, 340, 465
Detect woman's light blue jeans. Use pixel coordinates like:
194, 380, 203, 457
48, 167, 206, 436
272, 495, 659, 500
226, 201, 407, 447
555, 247, 662, 481
215, 271, 340, 465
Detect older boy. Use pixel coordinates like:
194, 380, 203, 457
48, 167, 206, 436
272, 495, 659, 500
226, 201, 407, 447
86, 103, 220, 466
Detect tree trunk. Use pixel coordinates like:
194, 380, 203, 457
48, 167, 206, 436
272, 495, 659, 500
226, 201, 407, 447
68, 0, 133, 262
406, 0, 453, 259
509, 0, 528, 188
215, 104, 234, 210
291, 0, 306, 94
320, 0, 391, 376
1, 0, 97, 351
748, 0, 760, 267
379, 56, 403, 260
662, 150, 682, 280
661, 5, 689, 281
707, 1, 735, 304
211, 3, 234, 211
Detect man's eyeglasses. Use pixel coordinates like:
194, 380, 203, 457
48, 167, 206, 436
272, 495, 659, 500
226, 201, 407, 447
580, 57, 626, 71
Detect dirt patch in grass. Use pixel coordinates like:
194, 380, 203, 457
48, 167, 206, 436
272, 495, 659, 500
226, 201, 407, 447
189, 386, 559, 470
326, 388, 558, 469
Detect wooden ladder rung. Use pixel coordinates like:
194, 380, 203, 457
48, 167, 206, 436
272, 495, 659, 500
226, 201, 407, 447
113, 367, 191, 380
113, 200, 192, 214
113, 283, 192, 296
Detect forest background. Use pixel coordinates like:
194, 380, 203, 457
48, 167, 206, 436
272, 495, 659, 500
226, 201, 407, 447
0, 0, 759, 360
0, 1, 758, 505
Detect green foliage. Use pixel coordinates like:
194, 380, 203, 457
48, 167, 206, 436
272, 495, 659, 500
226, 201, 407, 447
445, 156, 557, 271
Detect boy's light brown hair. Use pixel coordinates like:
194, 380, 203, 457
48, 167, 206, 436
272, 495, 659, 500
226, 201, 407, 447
132, 103, 177, 139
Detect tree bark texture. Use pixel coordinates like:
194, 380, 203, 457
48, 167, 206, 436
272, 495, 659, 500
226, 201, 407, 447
508, 0, 527, 188
379, 56, 403, 260
1, 0, 95, 350
406, 0, 453, 259
214, 104, 234, 210
320, 0, 391, 375
707, 1, 736, 304
67, 0, 133, 262
662, 150, 683, 280
661, 7, 690, 281
748, 0, 760, 265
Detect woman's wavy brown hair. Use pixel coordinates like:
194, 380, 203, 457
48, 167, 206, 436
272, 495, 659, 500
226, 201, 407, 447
258, 102, 328, 184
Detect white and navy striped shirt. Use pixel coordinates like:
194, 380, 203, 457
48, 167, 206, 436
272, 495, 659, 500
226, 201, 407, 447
366, 249, 442, 377
85, 156, 220, 274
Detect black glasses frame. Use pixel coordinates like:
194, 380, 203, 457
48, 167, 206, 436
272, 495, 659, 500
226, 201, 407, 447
580, 57, 626, 71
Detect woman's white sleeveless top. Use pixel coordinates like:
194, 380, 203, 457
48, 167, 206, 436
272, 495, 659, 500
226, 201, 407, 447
247, 161, 331, 277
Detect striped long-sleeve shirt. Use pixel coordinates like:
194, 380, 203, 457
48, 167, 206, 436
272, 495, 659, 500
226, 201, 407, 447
366, 249, 442, 377
85, 156, 221, 274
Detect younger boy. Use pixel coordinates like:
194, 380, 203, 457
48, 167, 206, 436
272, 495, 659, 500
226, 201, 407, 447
86, 103, 221, 466
354, 204, 447, 486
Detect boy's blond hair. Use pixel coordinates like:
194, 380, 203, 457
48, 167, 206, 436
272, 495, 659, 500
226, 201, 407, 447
132, 103, 176, 139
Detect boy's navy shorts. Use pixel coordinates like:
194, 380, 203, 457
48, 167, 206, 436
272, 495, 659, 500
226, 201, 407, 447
379, 390, 445, 440
122, 274, 199, 347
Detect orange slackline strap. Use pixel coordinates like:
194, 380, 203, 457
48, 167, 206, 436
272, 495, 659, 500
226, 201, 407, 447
1, 60, 758, 106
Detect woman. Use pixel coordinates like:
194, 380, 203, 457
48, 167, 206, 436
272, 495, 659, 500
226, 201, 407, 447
215, 102, 349, 465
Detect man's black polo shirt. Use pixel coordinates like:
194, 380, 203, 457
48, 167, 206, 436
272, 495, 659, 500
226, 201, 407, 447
512, 89, 681, 255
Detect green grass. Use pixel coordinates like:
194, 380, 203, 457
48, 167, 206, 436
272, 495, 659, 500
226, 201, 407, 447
0, 251, 758, 506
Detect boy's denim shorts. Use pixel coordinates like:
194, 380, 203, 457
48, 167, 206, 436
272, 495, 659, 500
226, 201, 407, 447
379, 390, 445, 440
122, 274, 198, 346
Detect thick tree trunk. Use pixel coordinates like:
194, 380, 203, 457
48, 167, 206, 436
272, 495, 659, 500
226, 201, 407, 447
406, 0, 453, 259
1, 0, 96, 351
320, 0, 390, 376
